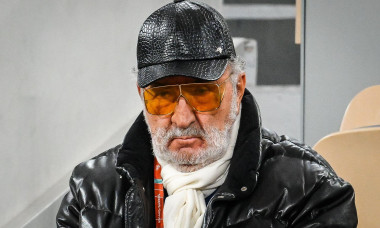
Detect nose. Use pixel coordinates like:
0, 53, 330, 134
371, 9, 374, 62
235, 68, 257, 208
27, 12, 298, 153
171, 96, 196, 129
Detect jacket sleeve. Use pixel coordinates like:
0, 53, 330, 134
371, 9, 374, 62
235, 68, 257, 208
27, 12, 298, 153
56, 175, 81, 228
292, 173, 358, 227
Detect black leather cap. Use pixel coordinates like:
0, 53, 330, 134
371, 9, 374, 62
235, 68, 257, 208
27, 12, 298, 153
137, 0, 236, 88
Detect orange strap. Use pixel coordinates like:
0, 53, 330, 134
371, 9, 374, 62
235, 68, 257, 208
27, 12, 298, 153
154, 157, 164, 228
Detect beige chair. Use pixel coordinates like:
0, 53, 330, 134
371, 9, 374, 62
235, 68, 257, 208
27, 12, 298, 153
340, 85, 380, 131
313, 127, 380, 228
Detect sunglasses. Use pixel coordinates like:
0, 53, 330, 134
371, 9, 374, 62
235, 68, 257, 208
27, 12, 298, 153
143, 74, 232, 115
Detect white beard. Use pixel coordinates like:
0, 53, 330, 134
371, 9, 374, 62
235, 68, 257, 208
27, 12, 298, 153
151, 124, 231, 172
146, 87, 239, 172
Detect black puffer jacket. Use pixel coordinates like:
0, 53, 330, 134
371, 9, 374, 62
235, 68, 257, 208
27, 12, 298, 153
56, 90, 357, 227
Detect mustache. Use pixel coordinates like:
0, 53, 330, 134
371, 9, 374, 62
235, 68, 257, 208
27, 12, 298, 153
152, 125, 207, 145
167, 126, 205, 138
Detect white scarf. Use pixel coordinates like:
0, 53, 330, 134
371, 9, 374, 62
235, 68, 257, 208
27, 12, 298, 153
156, 112, 241, 228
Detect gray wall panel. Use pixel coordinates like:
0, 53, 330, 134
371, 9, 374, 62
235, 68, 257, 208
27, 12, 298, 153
304, 0, 380, 146
228, 20, 300, 85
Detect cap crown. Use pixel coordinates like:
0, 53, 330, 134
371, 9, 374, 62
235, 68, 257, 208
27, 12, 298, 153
137, 1, 235, 69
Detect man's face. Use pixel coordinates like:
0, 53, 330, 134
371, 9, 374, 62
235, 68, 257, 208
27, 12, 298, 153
139, 66, 246, 172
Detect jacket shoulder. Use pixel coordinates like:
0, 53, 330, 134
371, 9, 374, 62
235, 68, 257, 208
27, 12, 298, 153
256, 128, 357, 226
261, 128, 334, 172
72, 145, 122, 180
69, 145, 126, 214
258, 128, 348, 203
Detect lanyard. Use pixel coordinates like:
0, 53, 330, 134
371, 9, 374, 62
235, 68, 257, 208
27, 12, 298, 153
154, 157, 164, 228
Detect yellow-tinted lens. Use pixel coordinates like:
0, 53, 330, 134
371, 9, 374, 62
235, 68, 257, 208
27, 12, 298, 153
144, 85, 180, 115
181, 83, 221, 111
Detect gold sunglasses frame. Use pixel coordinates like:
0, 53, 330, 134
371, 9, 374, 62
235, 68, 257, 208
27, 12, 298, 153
143, 74, 233, 115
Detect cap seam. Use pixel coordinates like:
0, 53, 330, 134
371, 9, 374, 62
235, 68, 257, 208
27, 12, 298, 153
138, 56, 230, 69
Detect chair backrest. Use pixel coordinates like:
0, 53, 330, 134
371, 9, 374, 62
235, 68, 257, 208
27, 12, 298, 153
340, 85, 380, 131
313, 128, 380, 228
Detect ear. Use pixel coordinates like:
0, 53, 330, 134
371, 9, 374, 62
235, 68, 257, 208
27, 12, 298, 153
236, 72, 246, 103
137, 84, 142, 97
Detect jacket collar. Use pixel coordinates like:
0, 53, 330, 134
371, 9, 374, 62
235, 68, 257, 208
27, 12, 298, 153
116, 112, 154, 186
116, 89, 263, 197
218, 89, 263, 198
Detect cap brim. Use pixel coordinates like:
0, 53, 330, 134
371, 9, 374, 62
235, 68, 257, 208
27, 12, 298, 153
137, 58, 228, 88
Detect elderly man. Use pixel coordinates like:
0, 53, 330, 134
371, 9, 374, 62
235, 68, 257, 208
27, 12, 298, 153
56, 0, 357, 227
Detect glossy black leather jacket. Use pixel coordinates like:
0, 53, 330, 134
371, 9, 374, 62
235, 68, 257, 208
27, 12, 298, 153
57, 90, 357, 227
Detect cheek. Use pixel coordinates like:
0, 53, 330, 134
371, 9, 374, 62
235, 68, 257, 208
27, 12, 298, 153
145, 115, 171, 132
195, 92, 234, 130
196, 112, 227, 130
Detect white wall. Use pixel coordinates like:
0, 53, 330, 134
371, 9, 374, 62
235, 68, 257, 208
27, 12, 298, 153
303, 0, 380, 146
0, 0, 167, 227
